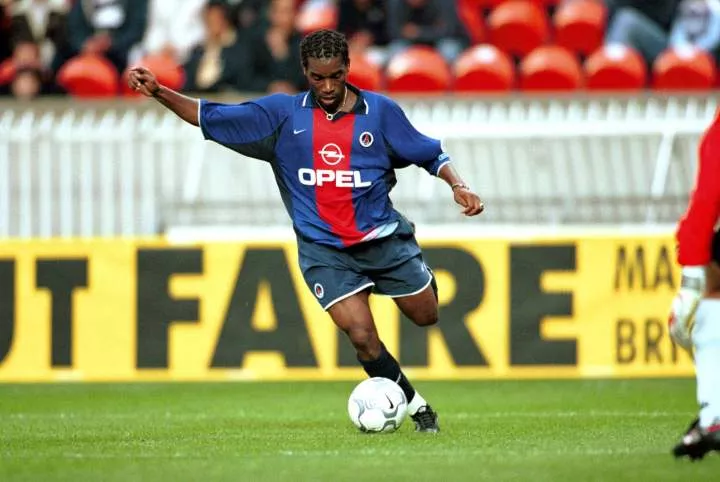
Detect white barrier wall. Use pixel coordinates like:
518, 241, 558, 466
0, 94, 716, 237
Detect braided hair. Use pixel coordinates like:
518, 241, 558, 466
300, 30, 349, 69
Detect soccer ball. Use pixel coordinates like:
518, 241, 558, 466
347, 377, 408, 433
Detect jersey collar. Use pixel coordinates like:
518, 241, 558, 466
301, 83, 369, 117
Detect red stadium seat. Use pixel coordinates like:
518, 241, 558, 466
296, 0, 337, 36
653, 46, 717, 91
121, 54, 185, 96
487, 0, 550, 58
519, 45, 583, 91
462, 0, 500, 8
584, 44, 647, 91
554, 0, 607, 56
0, 58, 15, 86
56, 54, 120, 97
348, 54, 382, 91
457, 0, 486, 44
386, 46, 452, 93
460, 0, 559, 11
483, 0, 548, 7
453, 44, 515, 92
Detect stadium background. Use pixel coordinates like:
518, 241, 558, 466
0, 0, 713, 382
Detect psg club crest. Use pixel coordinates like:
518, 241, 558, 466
314, 283, 325, 299
359, 131, 374, 148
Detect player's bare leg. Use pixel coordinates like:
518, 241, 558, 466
674, 261, 720, 459
328, 289, 439, 432
328, 290, 382, 361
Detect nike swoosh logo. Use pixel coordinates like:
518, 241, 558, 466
386, 394, 394, 409
293, 129, 306, 135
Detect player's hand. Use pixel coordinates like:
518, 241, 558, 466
127, 66, 160, 97
668, 266, 705, 351
453, 186, 484, 216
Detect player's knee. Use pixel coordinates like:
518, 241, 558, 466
346, 326, 381, 356
413, 309, 438, 327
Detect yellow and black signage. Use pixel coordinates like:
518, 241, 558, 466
0, 235, 693, 382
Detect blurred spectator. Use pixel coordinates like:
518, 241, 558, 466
9, 0, 71, 72
604, 0, 680, 32
228, 0, 266, 31
386, 0, 468, 63
605, 0, 720, 65
67, 0, 149, 73
246, 0, 306, 93
5, 65, 53, 99
604, 0, 680, 65
183, 0, 252, 93
0, 42, 64, 99
338, 0, 388, 64
140, 0, 205, 65
670, 0, 720, 59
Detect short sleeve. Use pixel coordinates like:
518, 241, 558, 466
199, 94, 290, 162
380, 96, 450, 176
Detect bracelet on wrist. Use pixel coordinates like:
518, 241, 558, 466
451, 183, 469, 191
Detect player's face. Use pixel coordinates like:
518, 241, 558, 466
305, 56, 348, 112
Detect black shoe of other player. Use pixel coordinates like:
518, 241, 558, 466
411, 405, 440, 433
673, 417, 720, 460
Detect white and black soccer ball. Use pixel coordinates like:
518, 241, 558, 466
347, 377, 408, 433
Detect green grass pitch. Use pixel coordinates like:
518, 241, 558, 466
1, 379, 718, 481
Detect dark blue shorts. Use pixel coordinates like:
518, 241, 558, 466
297, 220, 433, 310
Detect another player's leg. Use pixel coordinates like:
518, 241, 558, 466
674, 242, 720, 459
327, 290, 437, 432
673, 292, 720, 458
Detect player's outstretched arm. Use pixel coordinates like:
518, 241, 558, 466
127, 67, 199, 127
438, 163, 484, 216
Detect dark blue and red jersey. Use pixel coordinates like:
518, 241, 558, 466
199, 85, 450, 248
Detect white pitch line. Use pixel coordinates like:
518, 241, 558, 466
278, 447, 669, 457
453, 410, 691, 419
1, 447, 671, 460
2, 412, 228, 420
1, 410, 691, 420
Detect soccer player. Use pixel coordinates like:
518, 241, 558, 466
128, 29, 484, 433
670, 110, 720, 459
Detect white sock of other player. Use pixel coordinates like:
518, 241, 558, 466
693, 299, 720, 429
407, 392, 428, 415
